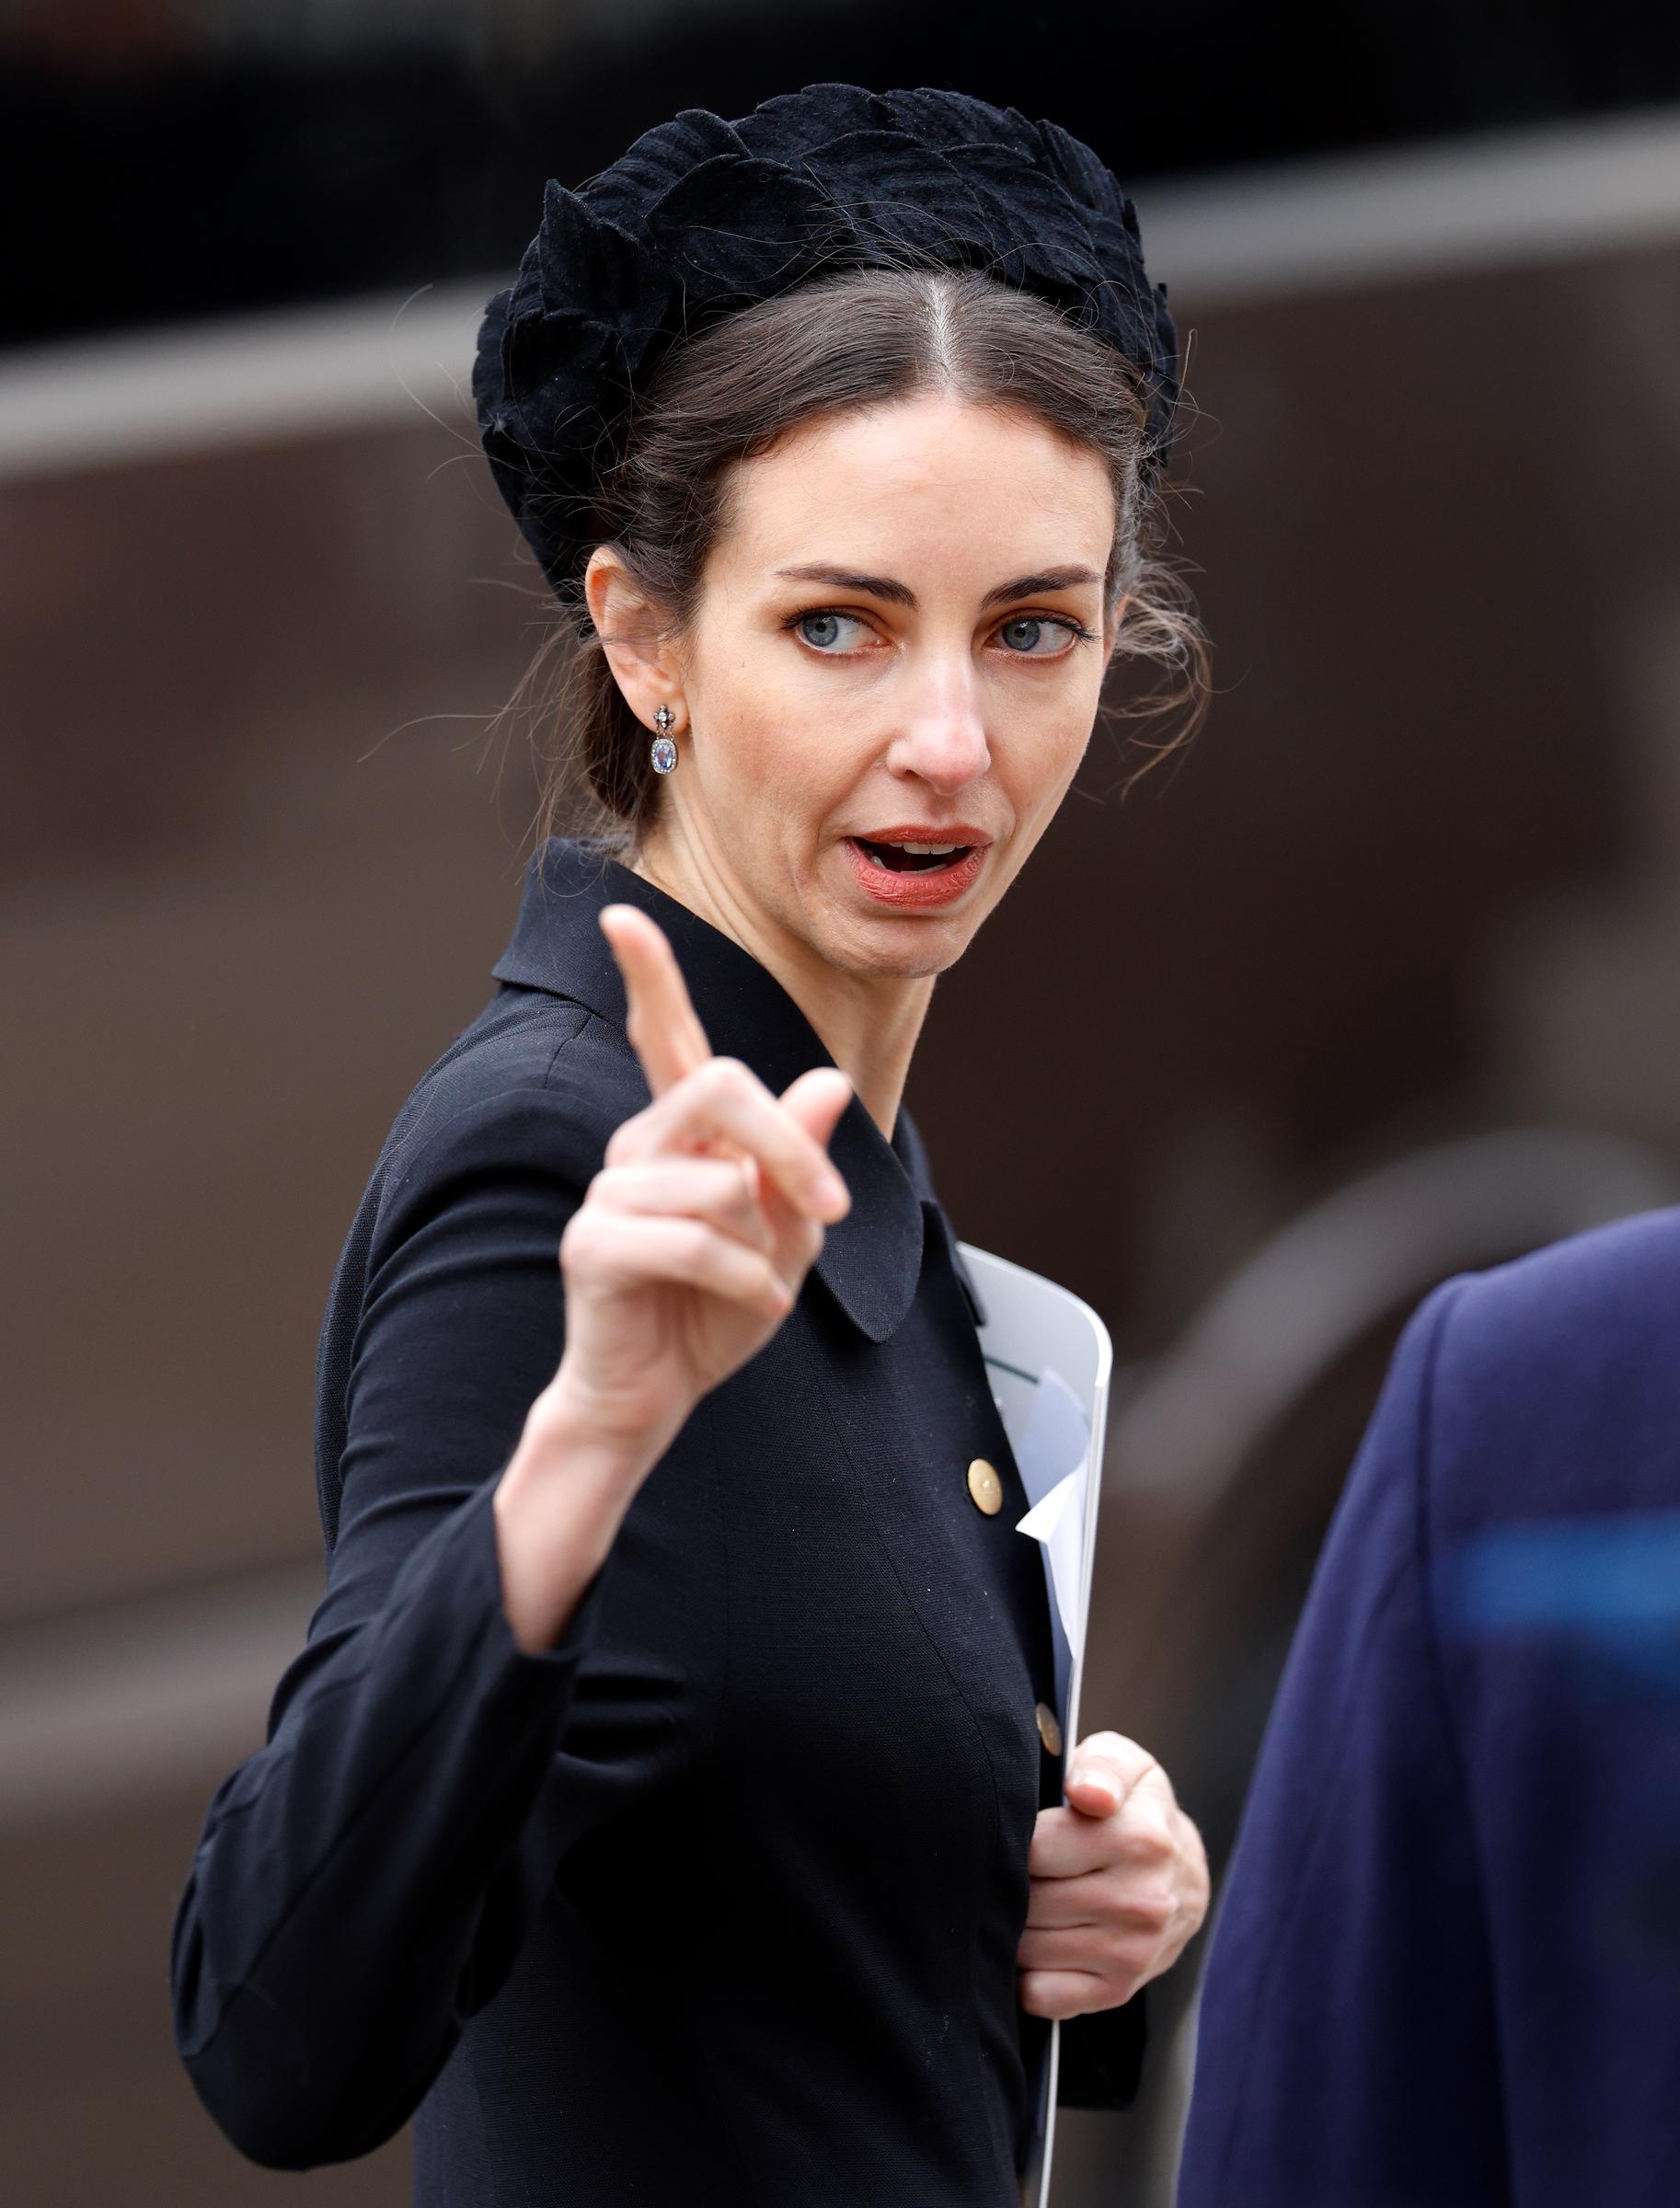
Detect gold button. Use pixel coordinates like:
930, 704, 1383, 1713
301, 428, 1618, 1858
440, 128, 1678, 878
1035, 1700, 1064, 1757
966, 1457, 1003, 1515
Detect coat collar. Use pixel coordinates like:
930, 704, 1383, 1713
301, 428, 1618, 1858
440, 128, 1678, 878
490, 835, 937, 1343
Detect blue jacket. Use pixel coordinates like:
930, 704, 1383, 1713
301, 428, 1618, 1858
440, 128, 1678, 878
169, 834, 1143, 2205
1178, 1209, 1680, 2208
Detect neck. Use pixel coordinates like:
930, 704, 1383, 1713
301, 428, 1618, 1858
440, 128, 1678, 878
628, 839, 935, 1140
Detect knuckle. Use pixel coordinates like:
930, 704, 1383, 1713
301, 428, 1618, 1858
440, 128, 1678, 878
1106, 1926, 1154, 1974
701, 1054, 750, 1099
1125, 1820, 1177, 1867
1127, 1888, 1175, 1936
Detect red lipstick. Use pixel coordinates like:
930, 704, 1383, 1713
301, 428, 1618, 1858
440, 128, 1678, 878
842, 829, 990, 910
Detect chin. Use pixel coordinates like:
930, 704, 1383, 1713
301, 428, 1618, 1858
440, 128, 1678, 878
821, 909, 975, 981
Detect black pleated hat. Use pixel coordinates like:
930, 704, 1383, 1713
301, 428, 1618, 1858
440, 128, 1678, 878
473, 82, 1178, 600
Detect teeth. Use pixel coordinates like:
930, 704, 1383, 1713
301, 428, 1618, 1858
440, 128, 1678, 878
877, 841, 963, 854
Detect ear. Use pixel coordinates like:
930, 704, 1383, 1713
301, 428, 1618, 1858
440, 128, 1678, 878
583, 545, 685, 730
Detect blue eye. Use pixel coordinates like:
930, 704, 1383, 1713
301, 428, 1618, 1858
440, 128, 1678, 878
786, 606, 1089, 658
795, 610, 872, 652
997, 615, 1080, 657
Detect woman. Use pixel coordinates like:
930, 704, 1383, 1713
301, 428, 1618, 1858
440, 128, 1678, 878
170, 84, 1210, 2206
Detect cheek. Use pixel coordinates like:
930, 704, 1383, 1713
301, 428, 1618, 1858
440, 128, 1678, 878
1012, 696, 1096, 816
702, 674, 841, 825
723, 650, 882, 810
695, 656, 787, 789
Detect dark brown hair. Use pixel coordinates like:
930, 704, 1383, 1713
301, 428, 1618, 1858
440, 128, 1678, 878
500, 260, 1208, 857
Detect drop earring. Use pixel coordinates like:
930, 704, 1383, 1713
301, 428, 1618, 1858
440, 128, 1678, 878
650, 703, 679, 775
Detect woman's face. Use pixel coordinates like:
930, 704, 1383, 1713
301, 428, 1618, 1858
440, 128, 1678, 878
636, 390, 1119, 982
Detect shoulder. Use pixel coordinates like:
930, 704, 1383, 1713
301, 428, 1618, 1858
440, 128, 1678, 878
1408, 1205, 1680, 1526
1439, 1198, 1680, 1332
371, 986, 641, 1234
1428, 1203, 1680, 1415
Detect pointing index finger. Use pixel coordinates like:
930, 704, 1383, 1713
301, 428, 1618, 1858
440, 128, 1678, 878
599, 903, 713, 1099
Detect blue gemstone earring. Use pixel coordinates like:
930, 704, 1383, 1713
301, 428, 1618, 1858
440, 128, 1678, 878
650, 703, 679, 775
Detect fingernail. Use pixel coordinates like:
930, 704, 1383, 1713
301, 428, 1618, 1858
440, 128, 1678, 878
820, 1171, 849, 1213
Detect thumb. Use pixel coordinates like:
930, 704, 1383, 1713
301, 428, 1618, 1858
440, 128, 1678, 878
1063, 1732, 1151, 1820
779, 1064, 855, 1156
1064, 1763, 1125, 1820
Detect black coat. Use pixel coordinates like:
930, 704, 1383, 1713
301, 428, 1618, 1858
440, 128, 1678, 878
170, 834, 1145, 2206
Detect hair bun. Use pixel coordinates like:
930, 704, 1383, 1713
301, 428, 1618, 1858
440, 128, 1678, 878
473, 82, 1178, 598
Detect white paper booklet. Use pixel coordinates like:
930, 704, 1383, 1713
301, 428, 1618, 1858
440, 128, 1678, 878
957, 1242, 1113, 2208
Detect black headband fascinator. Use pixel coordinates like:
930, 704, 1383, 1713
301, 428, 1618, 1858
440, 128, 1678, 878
472, 82, 1178, 601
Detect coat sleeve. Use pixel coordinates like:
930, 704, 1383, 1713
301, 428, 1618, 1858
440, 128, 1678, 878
169, 1072, 725, 2170
1174, 1279, 1509, 2208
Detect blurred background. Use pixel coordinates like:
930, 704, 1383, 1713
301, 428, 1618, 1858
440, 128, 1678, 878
6, 4, 1680, 2202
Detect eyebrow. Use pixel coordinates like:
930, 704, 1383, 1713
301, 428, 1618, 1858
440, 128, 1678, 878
772, 561, 1104, 612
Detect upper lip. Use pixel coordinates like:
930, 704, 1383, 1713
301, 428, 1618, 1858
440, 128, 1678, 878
848, 825, 993, 846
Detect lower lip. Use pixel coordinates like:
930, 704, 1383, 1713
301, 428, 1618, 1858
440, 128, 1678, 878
843, 838, 987, 909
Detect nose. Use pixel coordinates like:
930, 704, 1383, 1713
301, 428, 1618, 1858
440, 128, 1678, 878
884, 656, 991, 791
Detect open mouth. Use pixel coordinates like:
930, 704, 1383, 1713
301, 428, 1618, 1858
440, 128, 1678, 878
852, 837, 974, 875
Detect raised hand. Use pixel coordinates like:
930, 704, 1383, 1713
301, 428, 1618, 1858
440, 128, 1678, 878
496, 903, 853, 1651
549, 903, 854, 1454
